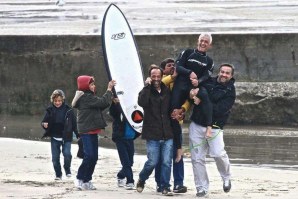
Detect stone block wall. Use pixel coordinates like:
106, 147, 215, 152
0, 34, 297, 126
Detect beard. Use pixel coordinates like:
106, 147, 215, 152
152, 80, 161, 89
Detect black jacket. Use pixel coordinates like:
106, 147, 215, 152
138, 83, 173, 140
191, 76, 236, 129
109, 102, 139, 142
41, 103, 78, 141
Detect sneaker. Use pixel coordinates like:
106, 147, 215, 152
196, 189, 208, 197
173, 185, 187, 193
82, 181, 96, 190
223, 179, 231, 193
66, 174, 72, 178
125, 183, 135, 190
156, 185, 162, 193
136, 179, 145, 193
74, 179, 83, 190
117, 178, 126, 187
54, 176, 62, 180
162, 187, 173, 196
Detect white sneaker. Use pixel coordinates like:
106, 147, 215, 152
125, 183, 135, 190
117, 178, 126, 187
74, 179, 83, 190
55, 176, 62, 180
82, 181, 96, 190
66, 174, 72, 178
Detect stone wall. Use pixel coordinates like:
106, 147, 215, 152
0, 34, 297, 126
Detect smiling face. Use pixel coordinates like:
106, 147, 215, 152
150, 68, 162, 90
53, 96, 63, 108
217, 65, 233, 84
197, 34, 212, 52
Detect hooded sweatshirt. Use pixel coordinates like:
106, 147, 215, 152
72, 75, 113, 134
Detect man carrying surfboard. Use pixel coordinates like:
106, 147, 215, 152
136, 65, 174, 196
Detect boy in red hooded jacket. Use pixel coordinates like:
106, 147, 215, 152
72, 75, 116, 190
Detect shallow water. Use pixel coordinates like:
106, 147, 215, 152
1, 115, 298, 168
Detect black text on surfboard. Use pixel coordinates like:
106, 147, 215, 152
111, 32, 126, 40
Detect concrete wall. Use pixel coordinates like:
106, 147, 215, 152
0, 34, 298, 125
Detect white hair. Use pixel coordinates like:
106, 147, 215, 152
199, 33, 212, 44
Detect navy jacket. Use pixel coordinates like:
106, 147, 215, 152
41, 103, 78, 141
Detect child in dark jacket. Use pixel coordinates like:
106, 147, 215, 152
41, 89, 79, 180
109, 96, 139, 190
71, 75, 115, 190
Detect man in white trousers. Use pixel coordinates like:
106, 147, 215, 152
188, 63, 236, 197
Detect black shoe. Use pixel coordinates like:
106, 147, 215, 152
223, 180, 231, 193
136, 179, 145, 193
173, 185, 187, 193
196, 189, 208, 197
162, 187, 173, 196
156, 185, 162, 193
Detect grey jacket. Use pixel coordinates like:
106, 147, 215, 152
72, 90, 113, 134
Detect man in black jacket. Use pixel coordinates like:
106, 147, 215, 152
136, 65, 174, 196
188, 63, 236, 197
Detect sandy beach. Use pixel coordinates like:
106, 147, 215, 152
0, 138, 297, 199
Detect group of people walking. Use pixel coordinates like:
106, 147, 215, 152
41, 33, 236, 197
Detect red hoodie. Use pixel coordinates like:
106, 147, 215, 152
77, 75, 94, 91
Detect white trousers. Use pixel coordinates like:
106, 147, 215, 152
189, 122, 231, 192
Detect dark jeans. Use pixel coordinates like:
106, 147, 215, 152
51, 138, 72, 177
115, 139, 135, 184
172, 133, 184, 186
77, 134, 98, 183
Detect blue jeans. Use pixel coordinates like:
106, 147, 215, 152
51, 138, 72, 177
115, 139, 135, 184
77, 134, 99, 183
139, 139, 173, 190
155, 134, 184, 187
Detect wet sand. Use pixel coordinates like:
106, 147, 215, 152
1, 138, 298, 199
0, 0, 298, 35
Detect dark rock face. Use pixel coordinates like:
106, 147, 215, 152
229, 82, 298, 126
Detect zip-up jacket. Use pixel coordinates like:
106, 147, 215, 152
191, 76, 236, 129
72, 90, 113, 134
41, 103, 78, 141
138, 83, 173, 140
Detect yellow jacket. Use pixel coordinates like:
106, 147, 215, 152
162, 75, 190, 123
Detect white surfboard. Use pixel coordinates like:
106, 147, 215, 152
101, 4, 144, 133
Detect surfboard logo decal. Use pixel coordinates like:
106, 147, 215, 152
111, 32, 126, 40
131, 110, 143, 123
